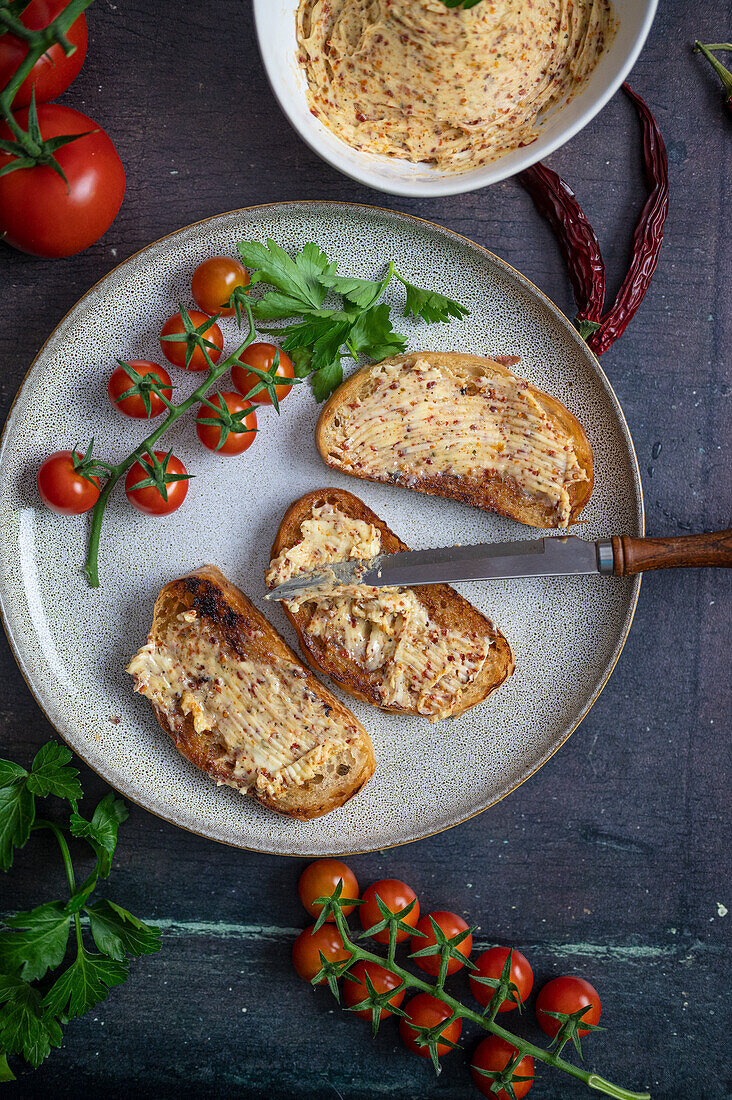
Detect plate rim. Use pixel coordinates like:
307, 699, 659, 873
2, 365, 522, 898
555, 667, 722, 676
0, 200, 645, 856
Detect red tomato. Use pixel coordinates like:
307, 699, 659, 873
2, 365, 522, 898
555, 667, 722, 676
298, 860, 359, 921
359, 880, 420, 945
195, 392, 257, 456
536, 976, 601, 1039
399, 993, 461, 1060
470, 947, 534, 1013
292, 924, 351, 984
0, 0, 88, 108
107, 361, 173, 419
0, 105, 125, 258
191, 256, 250, 316
231, 342, 295, 405
37, 450, 100, 515
160, 310, 223, 371
410, 911, 472, 977
124, 451, 190, 516
343, 961, 404, 1021
471, 1036, 535, 1100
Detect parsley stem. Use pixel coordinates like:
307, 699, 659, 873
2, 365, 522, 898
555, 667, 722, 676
32, 818, 84, 951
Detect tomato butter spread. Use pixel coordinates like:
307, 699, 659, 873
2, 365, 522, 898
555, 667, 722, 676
296, 0, 615, 172
326, 358, 589, 527
127, 612, 355, 800
267, 505, 493, 721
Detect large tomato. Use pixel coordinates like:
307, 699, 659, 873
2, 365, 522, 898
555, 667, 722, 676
0, 0, 88, 108
0, 104, 125, 257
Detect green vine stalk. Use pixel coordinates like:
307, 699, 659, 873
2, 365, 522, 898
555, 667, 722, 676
311, 887, 651, 1100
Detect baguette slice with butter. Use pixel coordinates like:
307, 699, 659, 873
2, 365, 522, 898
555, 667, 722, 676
268, 489, 514, 722
316, 352, 593, 529
127, 565, 375, 820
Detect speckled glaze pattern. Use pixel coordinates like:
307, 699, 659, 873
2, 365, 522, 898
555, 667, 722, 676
0, 203, 643, 856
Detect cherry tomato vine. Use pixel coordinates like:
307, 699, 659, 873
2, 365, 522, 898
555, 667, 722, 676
301, 878, 650, 1099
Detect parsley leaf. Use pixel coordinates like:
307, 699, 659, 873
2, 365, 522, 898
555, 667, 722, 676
86, 900, 162, 961
0, 782, 34, 873
26, 743, 82, 803
0, 761, 27, 787
0, 1053, 15, 1082
319, 273, 387, 311
311, 360, 344, 403
69, 794, 128, 879
290, 347, 313, 378
0, 902, 71, 982
0, 975, 62, 1069
238, 239, 336, 313
279, 313, 356, 374
42, 948, 128, 1021
395, 272, 471, 324
348, 303, 408, 360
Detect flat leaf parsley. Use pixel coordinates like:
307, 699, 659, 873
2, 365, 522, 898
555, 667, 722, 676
236, 242, 470, 401
0, 742, 161, 1080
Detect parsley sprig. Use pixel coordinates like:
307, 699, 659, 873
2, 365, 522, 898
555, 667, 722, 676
237, 241, 470, 402
0, 743, 161, 1082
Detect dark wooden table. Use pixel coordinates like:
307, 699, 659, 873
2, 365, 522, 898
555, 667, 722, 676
2, 2, 730, 1097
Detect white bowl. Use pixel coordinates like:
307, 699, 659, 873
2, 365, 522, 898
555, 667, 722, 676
253, 0, 657, 198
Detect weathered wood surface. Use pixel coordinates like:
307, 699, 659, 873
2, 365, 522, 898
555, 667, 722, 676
1, 1, 730, 1097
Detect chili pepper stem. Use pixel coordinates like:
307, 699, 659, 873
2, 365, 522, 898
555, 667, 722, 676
327, 907, 649, 1099
693, 41, 732, 94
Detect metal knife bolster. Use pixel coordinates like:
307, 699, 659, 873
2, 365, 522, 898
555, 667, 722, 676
267, 537, 618, 601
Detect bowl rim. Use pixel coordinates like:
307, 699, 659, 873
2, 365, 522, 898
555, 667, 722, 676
252, 0, 659, 198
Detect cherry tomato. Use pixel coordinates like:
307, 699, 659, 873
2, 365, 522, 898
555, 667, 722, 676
0, 104, 125, 258
292, 924, 351, 984
37, 450, 100, 515
343, 961, 404, 1021
231, 342, 295, 405
399, 993, 462, 1060
410, 911, 472, 977
124, 451, 190, 516
470, 947, 534, 1013
359, 879, 420, 945
298, 860, 359, 921
107, 361, 173, 419
195, 392, 257, 456
0, 0, 88, 109
471, 1035, 535, 1100
160, 310, 223, 372
191, 256, 250, 316
536, 976, 601, 1039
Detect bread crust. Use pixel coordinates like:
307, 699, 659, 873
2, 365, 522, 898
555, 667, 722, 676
315, 351, 594, 529
270, 489, 515, 719
135, 565, 376, 820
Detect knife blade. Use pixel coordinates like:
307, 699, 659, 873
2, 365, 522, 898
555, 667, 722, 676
265, 535, 616, 601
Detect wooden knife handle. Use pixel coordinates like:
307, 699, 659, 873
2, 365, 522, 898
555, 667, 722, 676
611, 530, 732, 576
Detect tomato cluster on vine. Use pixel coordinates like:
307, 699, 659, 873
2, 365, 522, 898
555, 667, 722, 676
37, 256, 296, 518
292, 860, 604, 1098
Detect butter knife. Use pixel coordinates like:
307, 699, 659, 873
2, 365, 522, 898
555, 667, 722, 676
266, 530, 732, 601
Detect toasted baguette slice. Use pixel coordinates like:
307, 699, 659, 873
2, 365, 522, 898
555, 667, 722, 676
127, 565, 375, 820
268, 489, 514, 721
316, 351, 593, 529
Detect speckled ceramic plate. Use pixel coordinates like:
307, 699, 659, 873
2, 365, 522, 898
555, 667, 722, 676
0, 202, 643, 856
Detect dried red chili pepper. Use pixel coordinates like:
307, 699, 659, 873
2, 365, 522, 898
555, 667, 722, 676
588, 85, 669, 356
517, 163, 605, 339
693, 42, 732, 114
517, 84, 669, 357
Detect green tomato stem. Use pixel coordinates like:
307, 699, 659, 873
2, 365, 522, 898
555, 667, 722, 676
0, 0, 96, 154
333, 922, 650, 1100
84, 324, 257, 588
